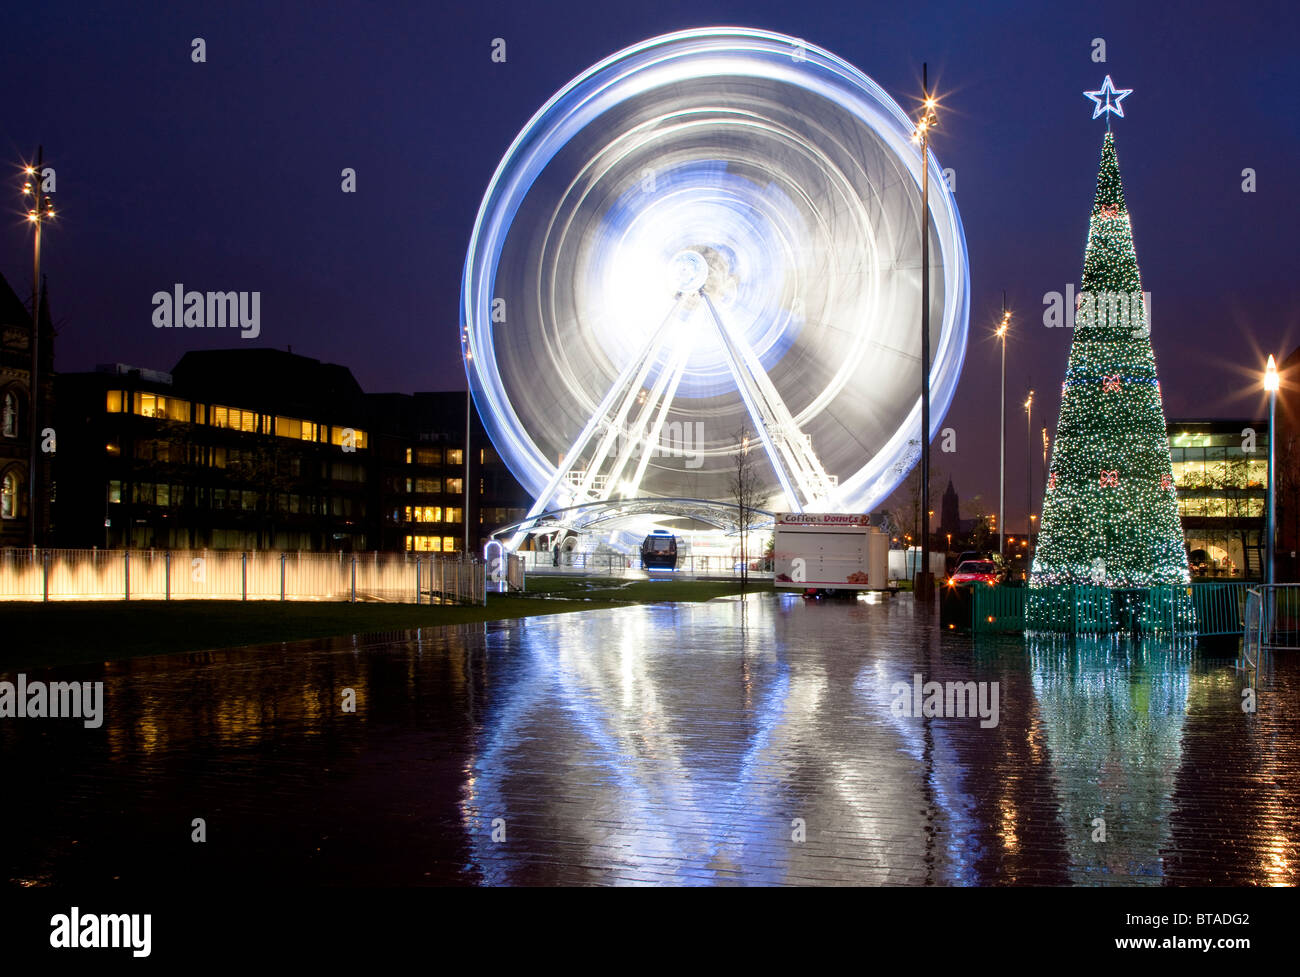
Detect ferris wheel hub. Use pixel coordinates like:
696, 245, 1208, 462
669, 249, 710, 294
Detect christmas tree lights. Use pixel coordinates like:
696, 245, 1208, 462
1028, 131, 1192, 631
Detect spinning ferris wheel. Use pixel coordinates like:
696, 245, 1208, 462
462, 28, 969, 533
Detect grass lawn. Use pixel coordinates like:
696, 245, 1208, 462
0, 577, 758, 670
522, 575, 751, 603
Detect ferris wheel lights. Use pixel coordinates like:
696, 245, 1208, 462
463, 28, 969, 519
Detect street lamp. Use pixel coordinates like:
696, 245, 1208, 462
21, 149, 54, 548
1265, 354, 1279, 586
1024, 389, 1034, 542
996, 300, 1010, 561
912, 64, 940, 601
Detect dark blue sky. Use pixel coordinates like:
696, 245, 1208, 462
3, 0, 1297, 529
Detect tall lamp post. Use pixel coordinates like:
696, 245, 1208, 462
996, 299, 1010, 559
912, 65, 939, 600
463, 328, 473, 556
1265, 354, 1279, 586
21, 149, 54, 548
1024, 389, 1034, 545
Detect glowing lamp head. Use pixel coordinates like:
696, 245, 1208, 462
1265, 355, 1280, 392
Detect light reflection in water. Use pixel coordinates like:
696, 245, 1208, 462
1027, 635, 1192, 885
3, 596, 1298, 886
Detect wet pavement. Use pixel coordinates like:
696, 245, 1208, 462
2, 592, 1297, 886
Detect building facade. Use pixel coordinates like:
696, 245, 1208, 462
1167, 418, 1267, 578
0, 272, 54, 547
53, 350, 529, 552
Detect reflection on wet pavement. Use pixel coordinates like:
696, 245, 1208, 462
2, 593, 1296, 886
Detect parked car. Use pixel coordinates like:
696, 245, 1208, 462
949, 560, 1002, 586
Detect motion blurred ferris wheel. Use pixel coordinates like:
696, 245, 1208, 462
462, 28, 969, 533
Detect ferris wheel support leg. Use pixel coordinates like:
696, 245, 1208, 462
626, 343, 695, 493
516, 296, 686, 532
591, 326, 686, 498
700, 292, 839, 510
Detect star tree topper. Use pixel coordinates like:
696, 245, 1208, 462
1084, 75, 1132, 125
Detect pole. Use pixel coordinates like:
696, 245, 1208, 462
1267, 384, 1277, 586
464, 388, 471, 555
919, 63, 932, 600
28, 147, 44, 548
1026, 390, 1033, 547
998, 293, 1007, 560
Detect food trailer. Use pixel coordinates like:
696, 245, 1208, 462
772, 513, 889, 593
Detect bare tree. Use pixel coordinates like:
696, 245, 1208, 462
730, 426, 763, 590
886, 441, 943, 553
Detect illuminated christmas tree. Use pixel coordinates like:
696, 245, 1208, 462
1028, 121, 1190, 628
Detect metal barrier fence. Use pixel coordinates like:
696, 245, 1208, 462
0, 549, 486, 606
1242, 584, 1300, 665
515, 549, 773, 578
1244, 588, 1262, 668
972, 581, 1249, 636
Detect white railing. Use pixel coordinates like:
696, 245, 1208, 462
506, 554, 526, 592
0, 548, 485, 606
514, 549, 773, 578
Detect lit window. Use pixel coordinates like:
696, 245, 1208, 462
0, 471, 17, 519
104, 391, 122, 415
210, 405, 257, 432
1, 391, 15, 437
329, 427, 367, 450
275, 416, 318, 440
133, 392, 190, 421
446, 449, 464, 466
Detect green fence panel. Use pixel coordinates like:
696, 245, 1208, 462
972, 581, 1234, 635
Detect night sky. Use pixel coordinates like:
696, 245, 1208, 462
3, 0, 1297, 531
